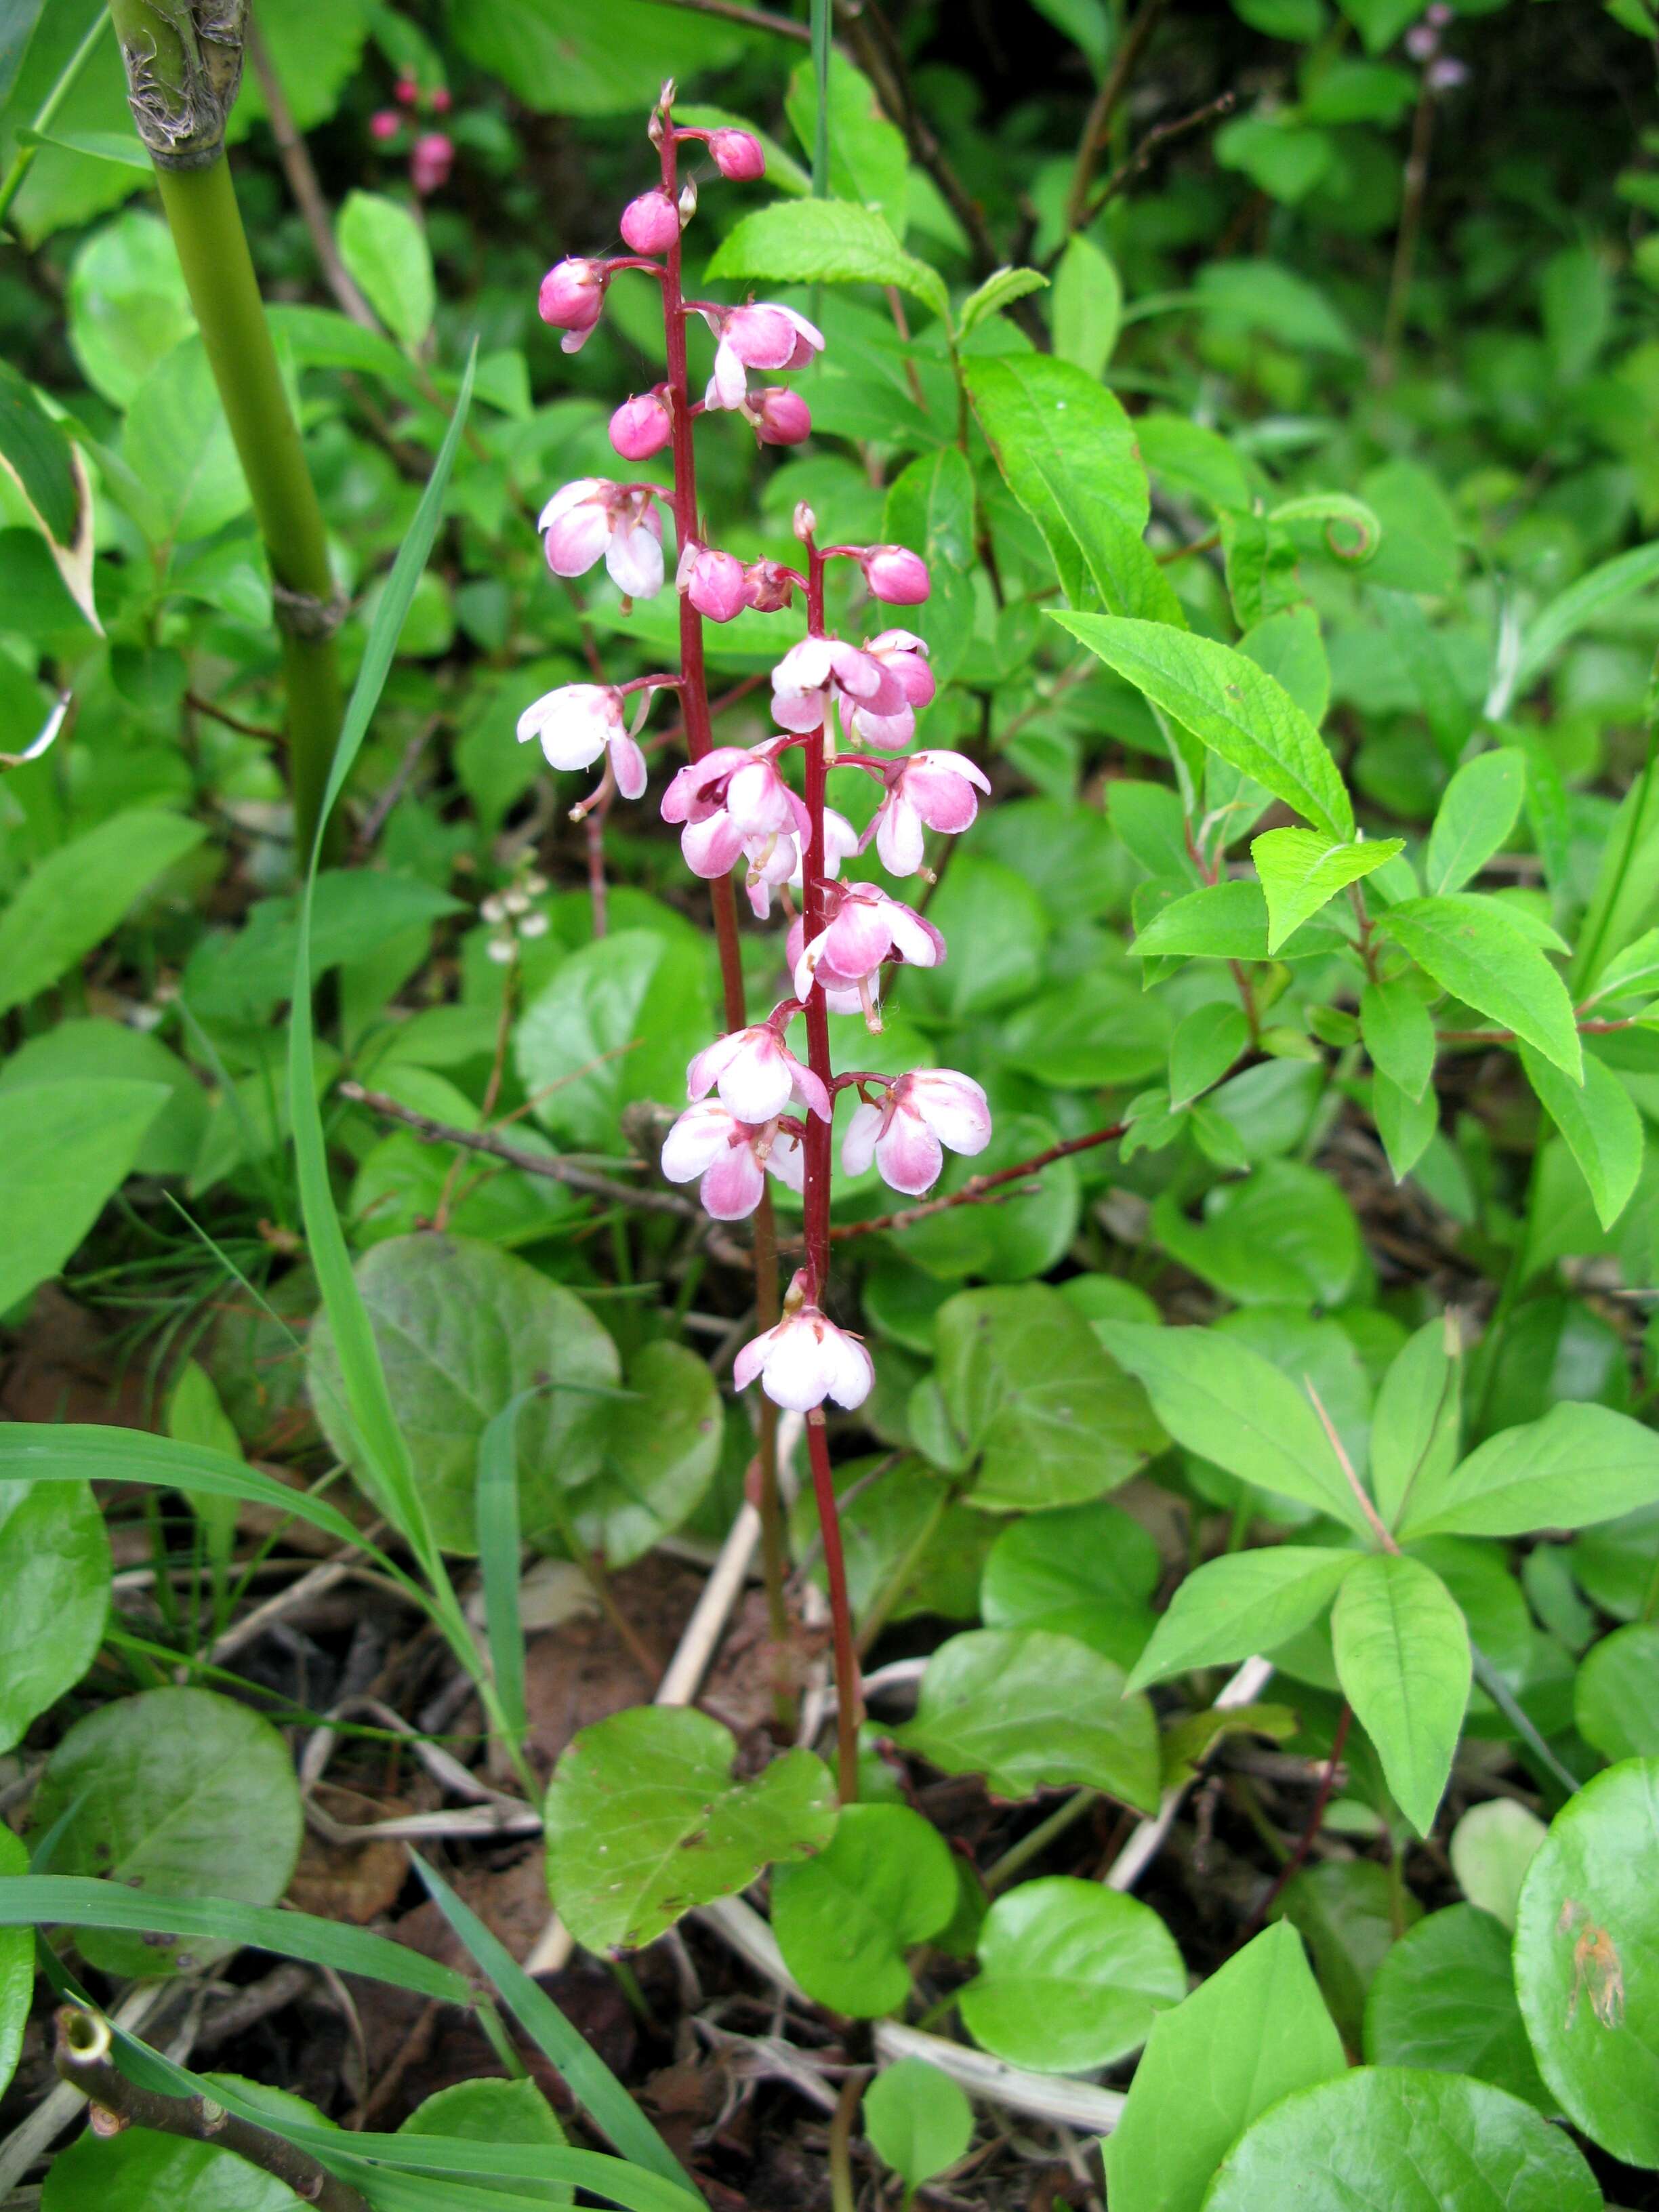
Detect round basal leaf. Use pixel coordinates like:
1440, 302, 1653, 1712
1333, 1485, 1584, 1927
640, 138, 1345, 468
771, 1803, 958, 2017
893, 1629, 1162, 1812
1364, 1906, 1554, 2115
31, 1687, 303, 1979
979, 1500, 1162, 1668
1574, 1621, 1659, 1762
0, 1826, 29, 2102
544, 1707, 837, 1952
933, 1285, 1164, 1512
899, 1114, 1082, 1284
306, 1233, 620, 1553
554, 1340, 720, 1568
402, 2077, 570, 2203
960, 1877, 1185, 2074
1202, 2067, 1600, 2211
1449, 1801, 1548, 1931
1513, 1757, 1659, 2166
0, 1476, 109, 1754
789, 1454, 991, 1627
514, 930, 714, 1151
1151, 1160, 1361, 1309
863, 2060, 973, 2190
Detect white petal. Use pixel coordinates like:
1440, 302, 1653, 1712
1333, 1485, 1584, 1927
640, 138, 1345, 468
758, 1317, 832, 1412
537, 479, 600, 529
822, 1326, 874, 1410
733, 1326, 778, 1391
875, 796, 925, 877
660, 1101, 735, 1181
607, 521, 664, 598
718, 1036, 794, 1123
841, 1100, 884, 1177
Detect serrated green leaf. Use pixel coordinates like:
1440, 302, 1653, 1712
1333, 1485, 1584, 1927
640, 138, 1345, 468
1520, 1045, 1643, 1230
1425, 749, 1526, 895
1378, 895, 1581, 1079
1361, 973, 1436, 1099
958, 264, 1048, 335
1252, 827, 1403, 951
1399, 1401, 1659, 1541
706, 199, 948, 323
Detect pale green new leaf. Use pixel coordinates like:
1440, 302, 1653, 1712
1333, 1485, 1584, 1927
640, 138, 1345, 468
1371, 1317, 1461, 1532
1372, 1069, 1438, 1183
1520, 1044, 1643, 1230
1251, 827, 1404, 952
1331, 1553, 1470, 1835
706, 199, 947, 323
1510, 538, 1659, 701
0, 808, 205, 1016
1051, 230, 1121, 375
337, 190, 434, 347
1582, 923, 1659, 1008
1398, 1400, 1659, 1540
1361, 973, 1436, 1100
1126, 1548, 1361, 1693
1378, 894, 1581, 1080
1053, 613, 1354, 838
1425, 748, 1526, 893
958, 264, 1048, 335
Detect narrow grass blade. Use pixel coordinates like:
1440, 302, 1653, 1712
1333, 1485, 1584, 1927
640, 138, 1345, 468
476, 1388, 539, 1750
411, 1854, 696, 2194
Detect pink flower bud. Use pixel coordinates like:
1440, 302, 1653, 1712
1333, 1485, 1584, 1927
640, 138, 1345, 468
863, 544, 930, 605
620, 189, 680, 255
708, 127, 766, 182
410, 131, 453, 196
677, 540, 749, 624
749, 387, 811, 445
538, 258, 607, 350
743, 560, 795, 613
609, 391, 672, 461
394, 73, 419, 105
369, 109, 401, 142
430, 85, 452, 112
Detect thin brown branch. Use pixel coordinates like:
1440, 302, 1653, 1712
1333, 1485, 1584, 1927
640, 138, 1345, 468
246, 8, 380, 331
184, 689, 282, 742
55, 2006, 369, 2212
1078, 89, 1236, 228
1237, 1704, 1352, 1942
1064, 0, 1169, 234
1305, 1376, 1397, 1554
661, 0, 810, 39
830, 1122, 1126, 1243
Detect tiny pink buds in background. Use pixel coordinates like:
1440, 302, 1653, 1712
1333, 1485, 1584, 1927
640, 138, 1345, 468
369, 109, 401, 141
610, 391, 673, 461
747, 387, 812, 445
620, 188, 680, 253
430, 85, 452, 112
708, 126, 766, 181
735, 1271, 874, 1412
538, 258, 608, 350
411, 132, 453, 196
676, 540, 749, 623
539, 480, 663, 597
689, 1027, 830, 1124
842, 1070, 991, 1195
394, 73, 419, 104
863, 544, 931, 605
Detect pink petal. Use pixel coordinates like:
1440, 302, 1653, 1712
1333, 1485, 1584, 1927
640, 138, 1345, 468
609, 732, 649, 800
701, 1141, 765, 1220
876, 1106, 943, 1195
687, 1031, 743, 1101
886, 903, 945, 968
758, 1315, 834, 1411
718, 1033, 794, 1122
733, 1327, 777, 1391
788, 1054, 832, 1122
606, 517, 663, 598
681, 811, 747, 878
911, 1070, 992, 1155
876, 796, 926, 876
544, 505, 610, 577
822, 1326, 875, 1410
767, 1131, 806, 1193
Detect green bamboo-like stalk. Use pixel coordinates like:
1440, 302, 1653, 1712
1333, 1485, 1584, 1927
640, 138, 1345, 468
108, 0, 341, 861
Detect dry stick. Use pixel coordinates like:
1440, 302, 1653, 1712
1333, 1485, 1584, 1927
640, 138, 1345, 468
1237, 1704, 1353, 1942
1064, 0, 1170, 234
0, 1983, 172, 2196
54, 2006, 369, 2212
1078, 88, 1236, 224
184, 689, 283, 742
830, 1121, 1127, 1242
245, 7, 379, 331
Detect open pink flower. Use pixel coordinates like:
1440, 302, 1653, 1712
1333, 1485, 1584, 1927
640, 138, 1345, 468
846, 629, 935, 748
793, 881, 945, 1002
660, 1101, 802, 1218
539, 480, 663, 598
516, 684, 647, 798
734, 1270, 874, 1412
842, 1070, 991, 1195
676, 540, 749, 623
538, 258, 608, 350
865, 751, 990, 876
689, 1025, 830, 1124
770, 635, 908, 735
699, 302, 824, 411
661, 745, 809, 880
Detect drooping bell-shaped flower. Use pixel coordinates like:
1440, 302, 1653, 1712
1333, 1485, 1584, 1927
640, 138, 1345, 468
516, 684, 647, 798
660, 1100, 802, 1218
845, 629, 935, 748
793, 880, 945, 1001
539, 480, 663, 598
610, 391, 672, 461
661, 744, 810, 881
842, 1069, 991, 1195
743, 387, 812, 445
699, 302, 824, 412
538, 258, 608, 351
865, 751, 990, 876
734, 1269, 874, 1412
687, 1025, 830, 1124
770, 634, 909, 735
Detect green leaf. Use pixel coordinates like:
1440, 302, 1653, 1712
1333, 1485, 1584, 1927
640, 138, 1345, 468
1574, 1622, 1659, 1761
125, 337, 250, 544
337, 190, 435, 348
1448, 1801, 1547, 1930
980, 1500, 1162, 1671
562, 1340, 720, 1569
0, 807, 205, 1017
1273, 1861, 1420, 2043
1510, 539, 1659, 703
447, 0, 745, 117
514, 929, 712, 1149
958, 264, 1048, 335
1133, 878, 1337, 960
66, 212, 194, 409
1215, 113, 1333, 203
0, 359, 76, 541
784, 52, 907, 226
1204, 2067, 1600, 2211
706, 199, 947, 324
959, 1878, 1185, 2073
1168, 1000, 1249, 1107
1370, 1317, 1461, 1532
1104, 1923, 1345, 2212
0, 1078, 168, 1315
402, 2079, 569, 2207
0, 1475, 107, 1754
1364, 1905, 1554, 2114
1515, 1759, 1659, 2166
1378, 895, 1581, 1080
0, 1826, 28, 2102
1050, 231, 1121, 375
1126, 1548, 1361, 1694
1582, 924, 1659, 1008
863, 2060, 973, 2192
30, 1686, 303, 1978
771, 1803, 957, 2017
1252, 827, 1403, 952
897, 1111, 1083, 1282
882, 444, 977, 684
893, 1627, 1161, 1811
1361, 973, 1436, 1101
1372, 1069, 1437, 1183
1151, 1162, 1362, 1308
1399, 1401, 1659, 1541
1332, 1554, 1470, 1835
932, 1285, 1163, 1511
1053, 613, 1353, 838
306, 1233, 622, 1555
1425, 750, 1527, 895
1520, 1046, 1643, 1231
1097, 1322, 1373, 1536
0, 1018, 209, 1176
542, 1708, 837, 1952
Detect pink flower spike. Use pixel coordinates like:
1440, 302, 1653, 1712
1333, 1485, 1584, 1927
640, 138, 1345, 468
688, 1026, 830, 1124
676, 539, 750, 623
734, 1273, 874, 1412
539, 480, 663, 598
516, 683, 623, 773
746, 387, 812, 445
842, 1069, 991, 1196
620, 188, 680, 254
771, 635, 907, 735
410, 131, 453, 196
708, 126, 766, 181
862, 545, 931, 605
369, 109, 401, 141
538, 258, 607, 348
610, 392, 672, 460
870, 750, 990, 876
